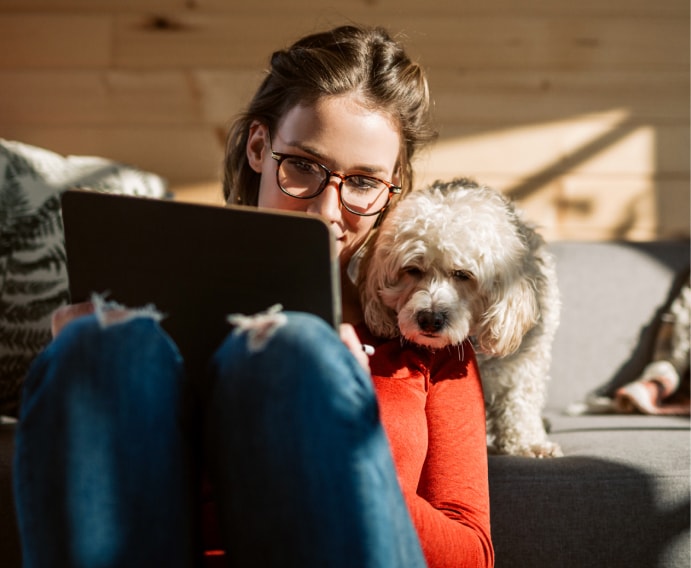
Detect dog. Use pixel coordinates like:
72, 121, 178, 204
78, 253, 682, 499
358, 178, 562, 458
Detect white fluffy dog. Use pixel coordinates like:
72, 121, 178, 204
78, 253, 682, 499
358, 178, 562, 458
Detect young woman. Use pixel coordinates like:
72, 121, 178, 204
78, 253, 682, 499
14, 25, 494, 568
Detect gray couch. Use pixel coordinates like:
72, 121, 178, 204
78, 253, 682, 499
1, 240, 689, 568
489, 240, 690, 568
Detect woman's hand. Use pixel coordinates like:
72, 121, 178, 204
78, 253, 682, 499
339, 323, 371, 374
51, 302, 95, 338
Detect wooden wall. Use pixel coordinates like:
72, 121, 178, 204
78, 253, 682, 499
1, 1, 688, 241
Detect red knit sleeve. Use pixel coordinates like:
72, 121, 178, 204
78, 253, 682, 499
360, 325, 494, 568
408, 343, 494, 568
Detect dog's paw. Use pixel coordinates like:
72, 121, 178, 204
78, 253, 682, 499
489, 440, 563, 458
524, 441, 563, 459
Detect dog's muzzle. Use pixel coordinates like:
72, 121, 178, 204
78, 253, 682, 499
416, 310, 448, 333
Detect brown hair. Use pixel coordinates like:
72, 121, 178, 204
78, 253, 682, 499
223, 25, 436, 206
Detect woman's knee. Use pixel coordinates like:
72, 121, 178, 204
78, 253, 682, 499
21, 314, 185, 419
209, 311, 376, 422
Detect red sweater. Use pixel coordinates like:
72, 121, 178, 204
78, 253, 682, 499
357, 325, 494, 568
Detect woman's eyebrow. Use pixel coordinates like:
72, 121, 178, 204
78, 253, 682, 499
285, 140, 388, 175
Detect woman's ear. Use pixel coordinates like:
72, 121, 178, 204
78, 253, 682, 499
391, 164, 402, 191
246, 121, 268, 174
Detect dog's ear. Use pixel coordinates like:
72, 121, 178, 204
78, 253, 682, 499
475, 275, 539, 357
357, 232, 400, 339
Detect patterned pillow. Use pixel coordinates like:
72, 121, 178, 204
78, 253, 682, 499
0, 140, 167, 416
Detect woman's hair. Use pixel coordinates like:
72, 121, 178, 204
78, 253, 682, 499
223, 24, 436, 206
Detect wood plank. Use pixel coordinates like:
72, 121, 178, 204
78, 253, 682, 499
423, 118, 688, 181
0, 69, 267, 126
2, 0, 687, 17
2, 67, 685, 128
655, 180, 691, 240
112, 14, 301, 69
110, 14, 688, 71
560, 123, 688, 176
0, 71, 203, 125
0, 1, 183, 12
402, 17, 689, 72
172, 181, 225, 206
0, 15, 111, 68
0, 125, 224, 186
2, 14, 684, 72
428, 69, 689, 124
193, 69, 265, 123
553, 176, 689, 241
209, 0, 691, 18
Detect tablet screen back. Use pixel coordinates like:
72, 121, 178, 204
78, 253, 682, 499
61, 190, 341, 373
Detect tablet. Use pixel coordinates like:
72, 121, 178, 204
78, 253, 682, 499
61, 189, 341, 372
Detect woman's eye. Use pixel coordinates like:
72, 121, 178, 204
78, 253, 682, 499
452, 269, 473, 281
347, 175, 381, 192
286, 157, 320, 176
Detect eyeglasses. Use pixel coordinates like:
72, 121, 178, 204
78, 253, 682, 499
270, 151, 401, 217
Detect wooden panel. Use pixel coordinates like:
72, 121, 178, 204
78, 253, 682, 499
0, 69, 268, 126
2, 0, 687, 16
0, 71, 203, 126
111, 14, 308, 69
655, 180, 691, 240
553, 177, 689, 241
0, 0, 687, 241
0, 125, 224, 186
402, 17, 689, 72
424, 119, 688, 180
0, 15, 111, 68
562, 123, 688, 176
173, 181, 225, 206
194, 69, 265, 123
3, 68, 685, 130
0, 1, 187, 11
109, 14, 688, 71
428, 69, 690, 124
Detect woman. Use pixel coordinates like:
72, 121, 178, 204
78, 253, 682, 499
14, 25, 494, 568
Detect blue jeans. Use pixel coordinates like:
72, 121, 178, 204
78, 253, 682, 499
14, 311, 425, 568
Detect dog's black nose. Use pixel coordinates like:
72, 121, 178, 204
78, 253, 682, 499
417, 310, 447, 333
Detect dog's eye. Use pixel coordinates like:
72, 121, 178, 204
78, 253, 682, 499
403, 266, 423, 277
452, 269, 473, 281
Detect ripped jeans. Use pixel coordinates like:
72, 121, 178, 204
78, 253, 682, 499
13, 309, 426, 568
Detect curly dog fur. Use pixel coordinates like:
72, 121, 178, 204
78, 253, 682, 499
358, 178, 562, 457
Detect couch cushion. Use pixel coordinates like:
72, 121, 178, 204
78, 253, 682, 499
0, 423, 19, 567
489, 413, 690, 568
0, 140, 167, 416
547, 241, 690, 411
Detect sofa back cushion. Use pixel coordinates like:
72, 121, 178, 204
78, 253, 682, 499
0, 140, 167, 416
547, 240, 690, 411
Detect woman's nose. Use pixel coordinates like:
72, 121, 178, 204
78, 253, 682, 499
307, 178, 342, 220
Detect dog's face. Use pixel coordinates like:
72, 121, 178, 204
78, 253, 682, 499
377, 236, 481, 349
360, 179, 539, 355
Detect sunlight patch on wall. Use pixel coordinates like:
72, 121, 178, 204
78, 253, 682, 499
412, 109, 665, 240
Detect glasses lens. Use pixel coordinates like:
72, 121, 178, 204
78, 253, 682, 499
276, 154, 392, 215
341, 176, 391, 215
277, 156, 326, 198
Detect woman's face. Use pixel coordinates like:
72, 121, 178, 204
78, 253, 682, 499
246, 94, 401, 269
